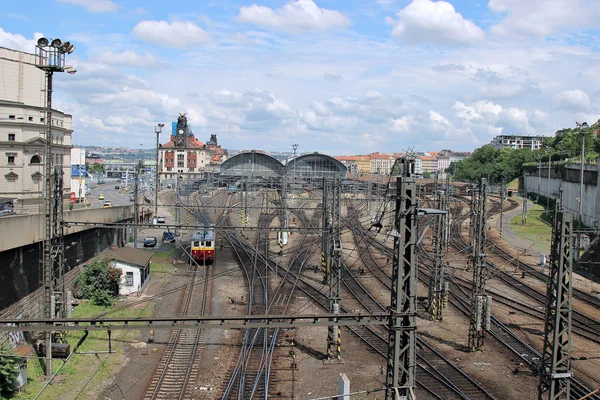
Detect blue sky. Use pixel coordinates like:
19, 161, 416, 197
1, 0, 599, 154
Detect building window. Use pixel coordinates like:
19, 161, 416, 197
9, 115, 15, 119
30, 155, 41, 164
189, 167, 194, 172
8, 134, 15, 141
166, 167, 172, 171
177, 162, 184, 167
125, 272, 134, 286
28, 116, 33, 121
177, 154, 184, 161
40, 117, 45, 123
7, 155, 15, 164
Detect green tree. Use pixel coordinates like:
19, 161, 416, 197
0, 345, 23, 398
75, 259, 122, 307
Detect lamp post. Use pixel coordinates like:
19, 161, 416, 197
35, 36, 76, 377
155, 123, 164, 219
575, 121, 588, 260
292, 144, 298, 201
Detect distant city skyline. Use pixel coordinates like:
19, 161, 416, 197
2, 0, 597, 153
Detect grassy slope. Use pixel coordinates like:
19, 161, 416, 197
16, 301, 153, 400
509, 202, 552, 250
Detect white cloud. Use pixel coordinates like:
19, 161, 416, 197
429, 110, 449, 125
236, 0, 351, 34
453, 100, 503, 122
57, 0, 118, 13
552, 89, 592, 112
391, 115, 413, 131
97, 50, 157, 68
389, 0, 485, 45
489, 0, 600, 37
0, 28, 43, 53
132, 20, 212, 49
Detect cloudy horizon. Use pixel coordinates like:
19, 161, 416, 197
1, 0, 599, 155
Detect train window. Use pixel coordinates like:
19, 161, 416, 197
206, 241, 212, 247
193, 241, 199, 247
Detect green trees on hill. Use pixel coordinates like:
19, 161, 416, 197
449, 145, 537, 182
450, 119, 600, 183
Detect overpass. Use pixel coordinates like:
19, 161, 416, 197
0, 205, 149, 314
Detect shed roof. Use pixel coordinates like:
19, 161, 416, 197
98, 247, 153, 267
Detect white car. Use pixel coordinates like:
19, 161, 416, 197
157, 217, 166, 224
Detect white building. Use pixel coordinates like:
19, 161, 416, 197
414, 157, 423, 175
70, 148, 86, 203
99, 247, 152, 296
491, 134, 545, 150
0, 47, 73, 213
369, 153, 396, 174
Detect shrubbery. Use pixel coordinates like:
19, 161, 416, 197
75, 259, 121, 307
0, 345, 23, 398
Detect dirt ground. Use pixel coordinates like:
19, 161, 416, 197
89, 190, 600, 400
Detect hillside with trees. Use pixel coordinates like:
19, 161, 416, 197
449, 120, 600, 183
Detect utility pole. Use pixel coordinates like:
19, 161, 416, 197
292, 144, 298, 202
133, 168, 139, 248
468, 178, 491, 352
538, 193, 574, 400
575, 122, 588, 261
500, 181, 505, 239
522, 176, 528, 225
154, 123, 164, 219
386, 156, 417, 400
429, 179, 447, 320
546, 155, 552, 216
321, 178, 330, 285
175, 172, 180, 236
327, 175, 342, 360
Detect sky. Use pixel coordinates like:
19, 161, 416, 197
1, 0, 599, 155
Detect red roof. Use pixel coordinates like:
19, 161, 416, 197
161, 134, 205, 148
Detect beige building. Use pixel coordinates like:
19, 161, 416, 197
0, 47, 72, 212
158, 115, 228, 186
369, 152, 397, 174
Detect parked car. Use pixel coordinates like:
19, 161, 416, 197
162, 231, 175, 243
102, 201, 113, 208
143, 236, 158, 247
115, 185, 120, 190
98, 194, 105, 200
157, 216, 166, 224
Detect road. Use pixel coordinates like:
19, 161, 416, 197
89, 180, 133, 208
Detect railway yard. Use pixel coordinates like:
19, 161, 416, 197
88, 179, 600, 400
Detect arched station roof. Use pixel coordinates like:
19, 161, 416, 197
285, 152, 347, 178
220, 151, 285, 177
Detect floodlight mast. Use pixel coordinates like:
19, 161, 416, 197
35, 36, 76, 378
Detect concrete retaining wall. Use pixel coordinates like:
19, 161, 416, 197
525, 158, 600, 228
0, 224, 129, 313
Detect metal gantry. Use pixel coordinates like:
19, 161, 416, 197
468, 178, 490, 352
538, 196, 574, 400
386, 157, 417, 400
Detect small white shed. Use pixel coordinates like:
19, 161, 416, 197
99, 247, 153, 296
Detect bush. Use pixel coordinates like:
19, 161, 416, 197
75, 258, 122, 307
0, 345, 23, 398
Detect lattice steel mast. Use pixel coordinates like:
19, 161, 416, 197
538, 190, 574, 400
35, 36, 75, 376
468, 178, 490, 352
326, 175, 342, 360
386, 157, 417, 400
429, 175, 448, 320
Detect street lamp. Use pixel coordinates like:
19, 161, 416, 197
155, 123, 164, 219
35, 36, 76, 377
575, 121, 588, 260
